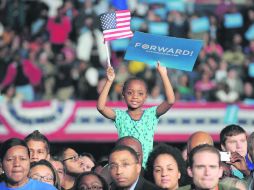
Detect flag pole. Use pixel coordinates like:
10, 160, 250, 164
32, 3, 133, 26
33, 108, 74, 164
105, 41, 111, 67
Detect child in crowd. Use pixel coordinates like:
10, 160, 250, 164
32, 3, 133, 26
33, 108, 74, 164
97, 61, 175, 167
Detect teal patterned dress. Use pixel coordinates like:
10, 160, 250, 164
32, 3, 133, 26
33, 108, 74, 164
114, 106, 159, 167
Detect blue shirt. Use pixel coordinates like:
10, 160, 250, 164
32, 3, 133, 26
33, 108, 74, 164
0, 179, 57, 190
245, 154, 254, 171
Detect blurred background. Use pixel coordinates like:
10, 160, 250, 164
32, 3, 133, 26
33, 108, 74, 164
0, 0, 254, 159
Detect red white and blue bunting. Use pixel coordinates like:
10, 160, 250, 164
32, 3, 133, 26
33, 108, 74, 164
0, 101, 253, 142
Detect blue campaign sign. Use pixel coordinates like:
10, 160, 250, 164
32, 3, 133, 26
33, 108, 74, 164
124, 31, 203, 71
143, 0, 165, 4
224, 104, 239, 124
224, 13, 243, 28
131, 17, 145, 31
148, 22, 169, 36
249, 63, 254, 77
245, 24, 254, 41
191, 17, 210, 33
154, 8, 168, 20
166, 1, 185, 12
111, 38, 130, 52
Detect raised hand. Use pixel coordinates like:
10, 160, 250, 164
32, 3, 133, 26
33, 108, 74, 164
106, 66, 115, 82
228, 152, 250, 176
156, 61, 168, 76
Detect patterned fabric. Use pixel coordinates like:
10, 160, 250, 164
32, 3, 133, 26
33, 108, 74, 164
114, 106, 159, 167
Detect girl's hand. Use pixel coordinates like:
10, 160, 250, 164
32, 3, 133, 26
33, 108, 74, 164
156, 61, 168, 76
106, 66, 115, 82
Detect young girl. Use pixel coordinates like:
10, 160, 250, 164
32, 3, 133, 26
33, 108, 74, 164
97, 62, 175, 167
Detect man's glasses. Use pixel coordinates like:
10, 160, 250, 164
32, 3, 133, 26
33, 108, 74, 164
63, 155, 81, 162
108, 162, 137, 171
30, 173, 54, 183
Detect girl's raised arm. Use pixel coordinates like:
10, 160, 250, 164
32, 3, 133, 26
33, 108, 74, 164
156, 61, 175, 117
97, 66, 116, 120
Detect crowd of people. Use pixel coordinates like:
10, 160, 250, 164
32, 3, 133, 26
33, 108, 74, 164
0, 1, 254, 190
0, 0, 254, 103
0, 125, 253, 190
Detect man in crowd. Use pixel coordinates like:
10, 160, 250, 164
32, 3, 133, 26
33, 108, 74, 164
220, 124, 252, 179
187, 131, 214, 157
115, 136, 143, 166
178, 144, 238, 190
24, 130, 50, 162
108, 145, 162, 190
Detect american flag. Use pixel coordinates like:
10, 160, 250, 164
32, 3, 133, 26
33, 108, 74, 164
100, 10, 133, 42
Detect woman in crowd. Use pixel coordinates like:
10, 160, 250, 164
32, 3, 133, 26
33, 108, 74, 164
0, 138, 56, 189
80, 152, 96, 172
74, 171, 108, 190
29, 159, 61, 189
50, 155, 65, 188
145, 143, 187, 190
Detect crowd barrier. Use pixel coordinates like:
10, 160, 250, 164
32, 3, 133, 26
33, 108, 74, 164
0, 101, 253, 142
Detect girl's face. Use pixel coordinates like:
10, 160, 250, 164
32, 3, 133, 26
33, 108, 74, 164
123, 80, 147, 109
2, 145, 30, 188
80, 156, 95, 172
153, 154, 180, 190
78, 174, 103, 190
29, 165, 54, 185
50, 160, 64, 185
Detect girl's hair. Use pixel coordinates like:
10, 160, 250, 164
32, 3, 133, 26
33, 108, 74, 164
74, 171, 109, 190
122, 77, 148, 94
145, 143, 187, 187
30, 159, 61, 190
80, 152, 96, 165
50, 154, 66, 173
0, 138, 30, 161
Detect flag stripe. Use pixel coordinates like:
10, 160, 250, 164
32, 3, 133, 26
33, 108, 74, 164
117, 22, 130, 25
104, 31, 133, 38
103, 30, 132, 37
115, 10, 130, 14
103, 26, 131, 33
105, 32, 133, 40
117, 19, 131, 23
117, 23, 130, 27
117, 18, 130, 22
116, 14, 130, 18
116, 12, 130, 16
106, 34, 133, 42
117, 15, 131, 19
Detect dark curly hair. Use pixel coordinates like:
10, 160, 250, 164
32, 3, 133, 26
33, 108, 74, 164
74, 171, 109, 190
145, 143, 187, 187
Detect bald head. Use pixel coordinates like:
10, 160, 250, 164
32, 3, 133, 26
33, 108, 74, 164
187, 131, 214, 155
115, 136, 143, 164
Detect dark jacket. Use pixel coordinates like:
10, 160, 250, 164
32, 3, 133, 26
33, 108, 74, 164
112, 175, 162, 190
177, 182, 239, 190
